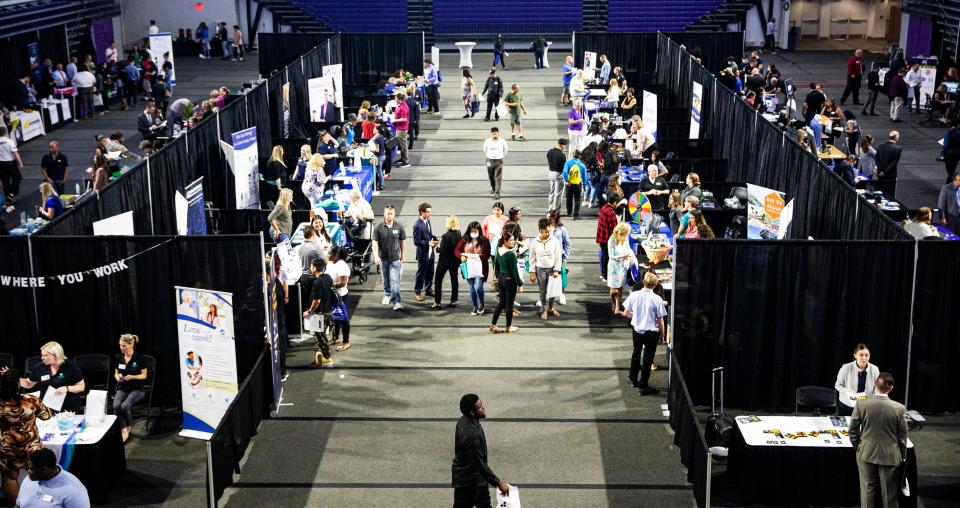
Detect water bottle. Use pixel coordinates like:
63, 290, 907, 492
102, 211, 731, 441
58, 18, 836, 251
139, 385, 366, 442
75, 183, 81, 195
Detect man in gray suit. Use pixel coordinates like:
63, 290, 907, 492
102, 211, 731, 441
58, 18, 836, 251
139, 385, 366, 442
849, 372, 908, 508
937, 171, 960, 235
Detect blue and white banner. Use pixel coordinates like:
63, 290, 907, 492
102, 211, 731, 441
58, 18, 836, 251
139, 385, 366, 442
176, 286, 238, 440
642, 91, 658, 141
186, 177, 207, 235
231, 127, 260, 210
149, 33, 175, 86
689, 81, 703, 139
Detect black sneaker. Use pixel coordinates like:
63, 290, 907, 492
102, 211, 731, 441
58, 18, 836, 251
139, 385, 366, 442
627, 378, 640, 388
639, 387, 660, 396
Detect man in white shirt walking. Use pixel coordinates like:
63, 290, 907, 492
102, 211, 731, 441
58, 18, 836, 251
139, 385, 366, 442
622, 272, 667, 395
904, 63, 923, 113
482, 127, 508, 199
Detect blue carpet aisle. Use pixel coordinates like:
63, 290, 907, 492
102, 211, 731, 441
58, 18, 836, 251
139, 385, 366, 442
217, 52, 690, 507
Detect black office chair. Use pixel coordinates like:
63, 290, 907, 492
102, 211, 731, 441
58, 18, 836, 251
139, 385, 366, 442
795, 386, 838, 416
74, 353, 111, 393
129, 354, 158, 428
0, 353, 13, 369
24, 356, 40, 377
669, 174, 681, 183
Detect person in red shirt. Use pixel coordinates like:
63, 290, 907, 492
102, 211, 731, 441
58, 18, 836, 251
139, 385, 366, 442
393, 91, 411, 167
595, 193, 621, 280
841, 49, 864, 106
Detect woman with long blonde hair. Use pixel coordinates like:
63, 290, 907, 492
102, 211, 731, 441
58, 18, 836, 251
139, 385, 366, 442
262, 145, 286, 189
38, 182, 64, 220
293, 144, 312, 180
606, 222, 637, 314
301, 153, 328, 209
268, 188, 294, 242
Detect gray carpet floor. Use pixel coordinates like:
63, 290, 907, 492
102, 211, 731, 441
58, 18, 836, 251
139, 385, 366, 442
217, 51, 689, 507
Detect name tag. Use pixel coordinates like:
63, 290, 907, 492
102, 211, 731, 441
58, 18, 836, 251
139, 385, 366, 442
41, 374, 50, 381
42, 494, 54, 502
392, 230, 399, 235
118, 364, 126, 370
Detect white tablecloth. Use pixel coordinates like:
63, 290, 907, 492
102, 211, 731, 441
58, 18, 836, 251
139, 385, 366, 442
39, 415, 117, 465
736, 415, 913, 448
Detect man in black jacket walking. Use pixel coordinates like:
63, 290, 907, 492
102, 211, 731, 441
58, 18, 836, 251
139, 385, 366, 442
482, 69, 504, 122
452, 394, 509, 507
862, 63, 881, 116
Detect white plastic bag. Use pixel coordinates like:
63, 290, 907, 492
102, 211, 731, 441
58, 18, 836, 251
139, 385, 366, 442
466, 254, 483, 279
496, 485, 521, 508
546, 275, 563, 300
496, 101, 508, 118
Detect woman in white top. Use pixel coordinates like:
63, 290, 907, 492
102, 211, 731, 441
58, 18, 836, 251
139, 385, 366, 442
301, 154, 328, 209
834, 343, 880, 416
606, 78, 621, 104
461, 68, 477, 118
326, 246, 352, 351
529, 217, 563, 320
903, 207, 940, 239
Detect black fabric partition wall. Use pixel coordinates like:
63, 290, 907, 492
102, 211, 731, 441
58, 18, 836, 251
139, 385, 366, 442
339, 33, 424, 87
668, 361, 710, 507
257, 33, 332, 78
672, 240, 915, 411
148, 135, 194, 235
187, 113, 228, 209
247, 84, 274, 161
909, 241, 960, 412
0, 235, 266, 406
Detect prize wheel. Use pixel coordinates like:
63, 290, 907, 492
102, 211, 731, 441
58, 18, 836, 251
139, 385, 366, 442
628, 191, 653, 222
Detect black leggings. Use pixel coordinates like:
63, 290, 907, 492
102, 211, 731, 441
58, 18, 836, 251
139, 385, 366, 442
434, 261, 459, 305
333, 293, 352, 344
491, 275, 517, 327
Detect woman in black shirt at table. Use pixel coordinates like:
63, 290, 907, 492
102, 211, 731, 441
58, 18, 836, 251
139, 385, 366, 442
113, 333, 149, 442
19, 341, 85, 413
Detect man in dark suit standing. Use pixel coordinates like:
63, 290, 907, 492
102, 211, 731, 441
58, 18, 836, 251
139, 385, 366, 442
938, 171, 960, 234
412, 202, 438, 302
874, 131, 902, 196
404, 92, 420, 149
137, 102, 164, 142
452, 394, 509, 508
849, 372, 908, 508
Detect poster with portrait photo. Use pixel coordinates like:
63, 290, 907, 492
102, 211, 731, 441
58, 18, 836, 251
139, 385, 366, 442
322, 63, 343, 107
308, 76, 337, 122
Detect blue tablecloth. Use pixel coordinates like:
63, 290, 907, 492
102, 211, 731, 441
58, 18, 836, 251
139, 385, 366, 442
331, 162, 374, 204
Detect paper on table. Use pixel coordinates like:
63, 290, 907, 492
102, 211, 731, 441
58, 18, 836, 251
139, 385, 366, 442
42, 388, 66, 411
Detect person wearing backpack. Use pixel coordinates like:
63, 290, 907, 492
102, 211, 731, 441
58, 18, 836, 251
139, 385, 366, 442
562, 150, 586, 220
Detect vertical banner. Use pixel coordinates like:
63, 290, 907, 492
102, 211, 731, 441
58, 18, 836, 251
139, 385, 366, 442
910, 57, 937, 102
431, 46, 440, 71
747, 183, 786, 240
186, 177, 208, 235
176, 287, 238, 440
642, 91, 658, 141
689, 81, 703, 139
27, 42, 40, 65
231, 127, 260, 210
266, 252, 282, 411
281, 82, 291, 138
308, 76, 336, 122
322, 64, 343, 107
149, 33, 176, 86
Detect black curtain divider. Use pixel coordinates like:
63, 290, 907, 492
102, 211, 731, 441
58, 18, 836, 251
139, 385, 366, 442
673, 239, 915, 411
209, 347, 271, 503
575, 32, 659, 87
247, 84, 273, 160
208, 209, 312, 236
909, 241, 960, 412
3, 235, 265, 406
266, 72, 286, 142
339, 33, 424, 87
667, 32, 745, 75
148, 135, 194, 234
328, 33, 342, 66
668, 360, 710, 507
286, 54, 311, 139
187, 113, 228, 209
96, 161, 154, 234
257, 33, 332, 77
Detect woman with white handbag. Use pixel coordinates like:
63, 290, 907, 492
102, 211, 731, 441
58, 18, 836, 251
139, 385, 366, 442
529, 218, 563, 320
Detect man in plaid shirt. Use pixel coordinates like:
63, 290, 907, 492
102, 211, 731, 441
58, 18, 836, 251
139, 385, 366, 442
595, 193, 621, 279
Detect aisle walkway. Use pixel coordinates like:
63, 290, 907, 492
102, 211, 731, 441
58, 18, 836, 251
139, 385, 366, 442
220, 52, 692, 507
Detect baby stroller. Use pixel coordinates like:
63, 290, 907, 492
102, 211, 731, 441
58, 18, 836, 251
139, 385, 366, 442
341, 218, 373, 284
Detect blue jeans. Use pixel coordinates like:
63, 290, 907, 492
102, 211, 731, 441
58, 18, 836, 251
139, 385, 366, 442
221, 40, 232, 59
269, 227, 289, 243
201, 39, 211, 58
113, 389, 144, 428
382, 260, 402, 304
375, 157, 385, 190
467, 276, 485, 309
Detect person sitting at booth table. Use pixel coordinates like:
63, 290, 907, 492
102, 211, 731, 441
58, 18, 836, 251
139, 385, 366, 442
18, 341, 85, 413
37, 182, 64, 220
113, 333, 148, 443
344, 188, 374, 222
835, 343, 880, 416
0, 367, 53, 504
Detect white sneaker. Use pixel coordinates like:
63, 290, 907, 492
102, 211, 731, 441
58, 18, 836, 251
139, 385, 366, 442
558, 294, 567, 305
382, 295, 392, 305
535, 300, 542, 307
198, 54, 205, 59
393, 302, 404, 311
373, 191, 381, 196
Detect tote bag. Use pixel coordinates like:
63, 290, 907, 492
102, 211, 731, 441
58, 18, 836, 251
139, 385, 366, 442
496, 101, 508, 118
